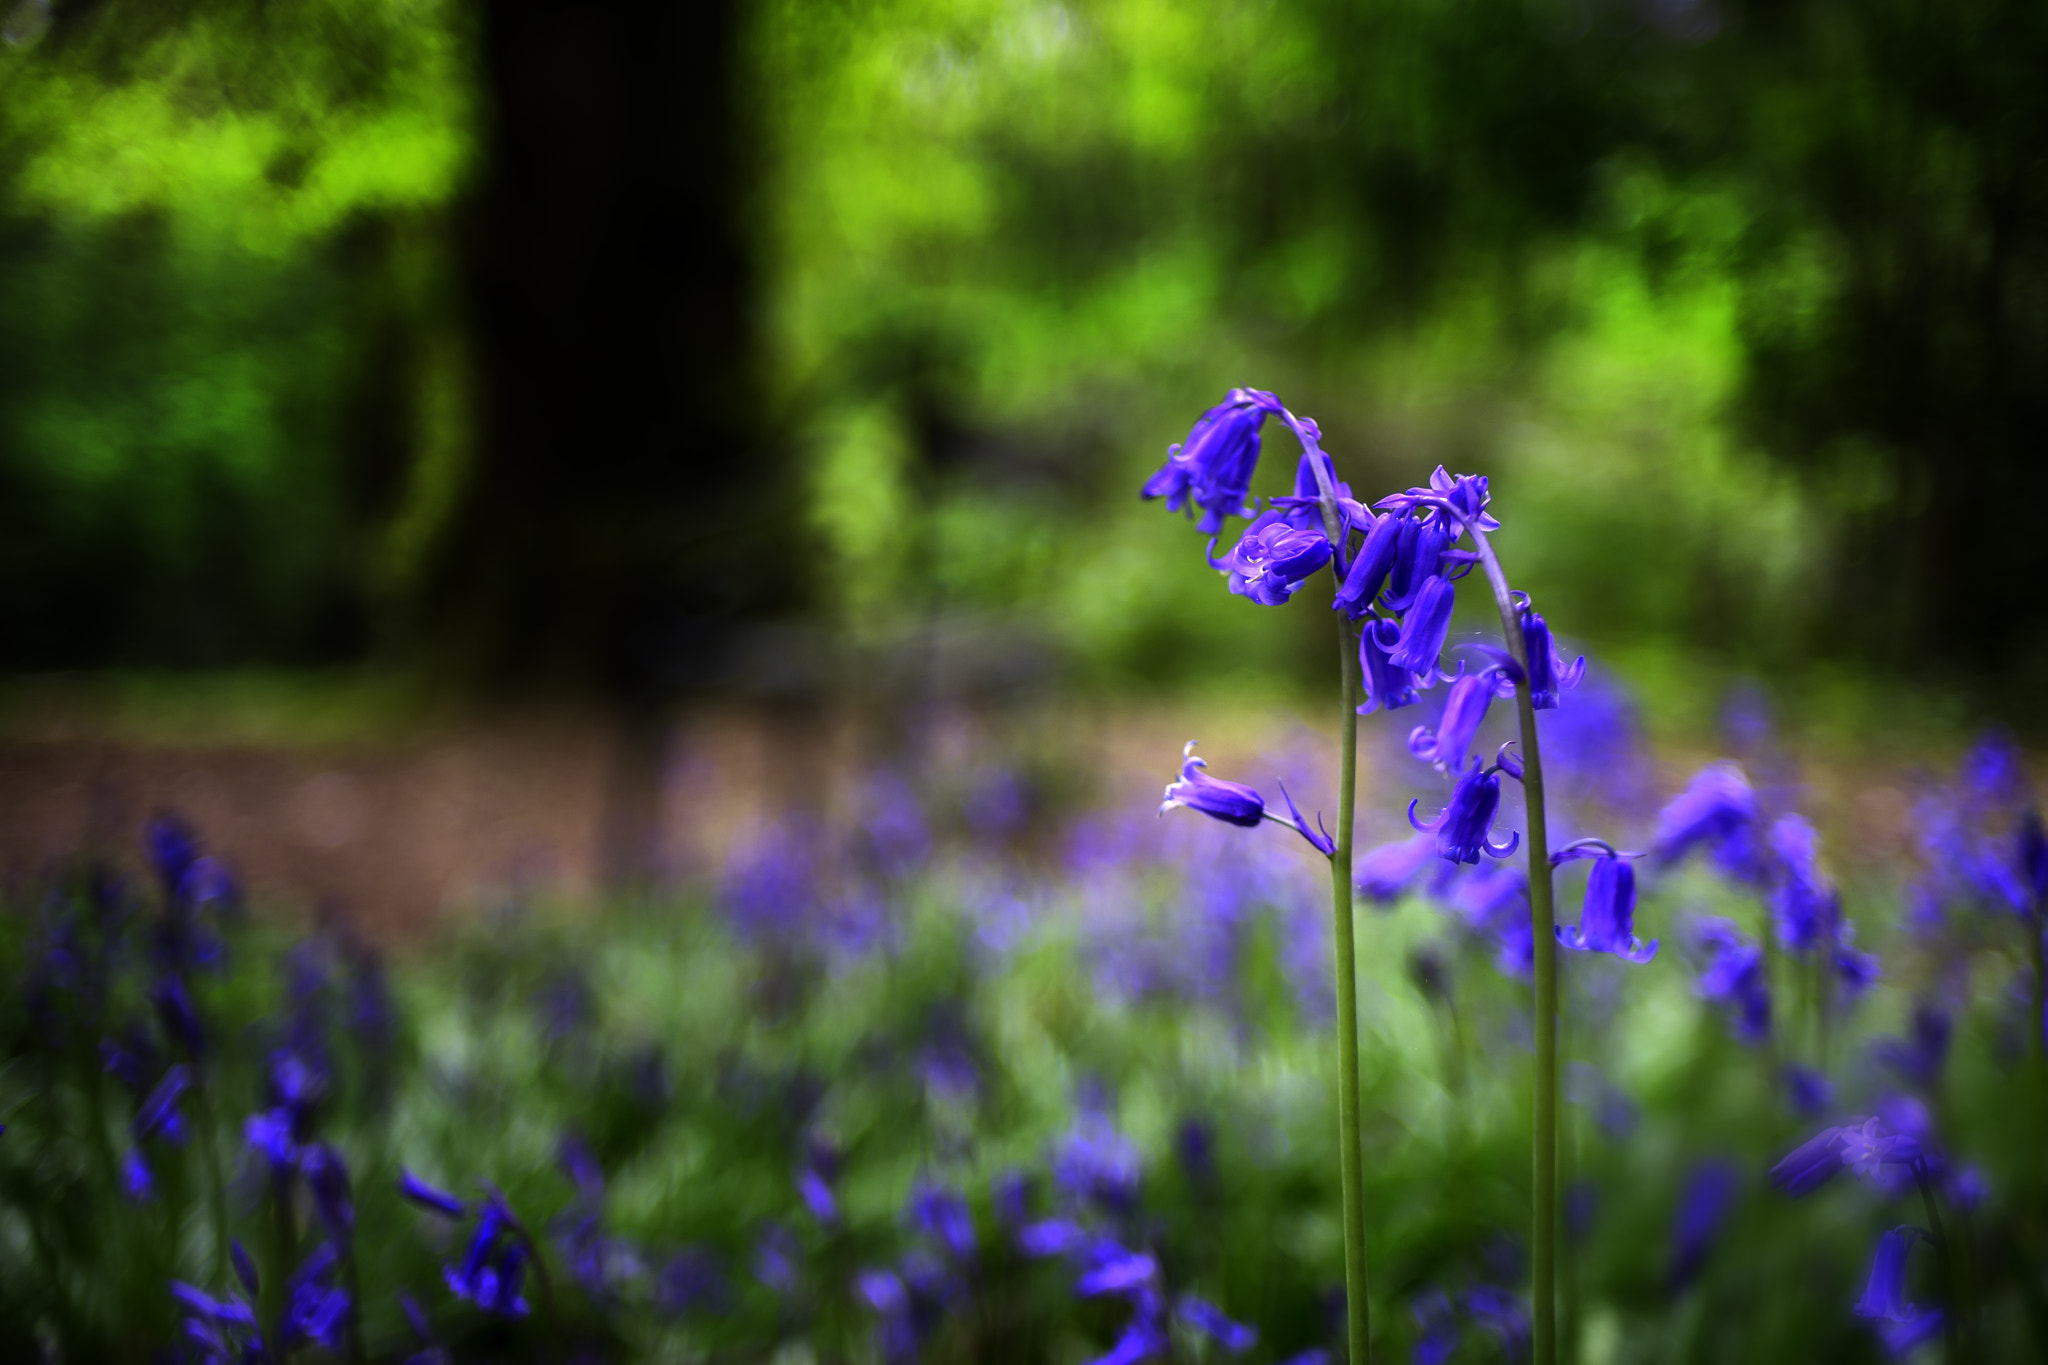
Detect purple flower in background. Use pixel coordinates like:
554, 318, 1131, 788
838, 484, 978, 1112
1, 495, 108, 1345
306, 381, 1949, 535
1450, 863, 1533, 979
123, 1148, 156, 1201
1876, 1001, 1953, 1089
1831, 931, 1881, 1002
1539, 668, 1652, 811
1770, 815, 1839, 952
1463, 1285, 1531, 1362
1769, 1125, 1851, 1197
1693, 917, 1770, 1043
2017, 807, 2048, 909
860, 771, 932, 879
1160, 743, 1263, 829
170, 1279, 260, 1364
1654, 764, 1762, 880
1853, 1227, 1930, 1325
1413, 1289, 1460, 1365
1771, 1115, 1922, 1197
1782, 1065, 1834, 1117
722, 822, 819, 945
1409, 671, 1500, 774
655, 1248, 731, 1317
1357, 618, 1422, 715
856, 1268, 919, 1363
1410, 761, 1519, 865
446, 1190, 532, 1318
1355, 832, 1437, 903
281, 1242, 351, 1353
1552, 844, 1657, 964
302, 1143, 354, 1243
148, 814, 201, 900
149, 975, 204, 1058
1143, 388, 1281, 534
1053, 1113, 1142, 1216
1210, 511, 1334, 606
399, 1169, 466, 1220
1667, 1160, 1739, 1292
1387, 576, 1457, 675
1179, 1296, 1257, 1353
133, 1064, 191, 1145
908, 1178, 976, 1262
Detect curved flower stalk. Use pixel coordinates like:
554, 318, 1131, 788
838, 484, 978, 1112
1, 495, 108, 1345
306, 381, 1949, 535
1143, 388, 1635, 1365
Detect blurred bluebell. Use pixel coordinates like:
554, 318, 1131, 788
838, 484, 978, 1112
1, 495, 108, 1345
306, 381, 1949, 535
1142, 388, 1281, 534
1553, 843, 1657, 964
1054, 1112, 1141, 1216
860, 770, 932, 879
1408, 670, 1500, 774
1772, 1114, 1924, 1197
282, 1241, 351, 1352
964, 766, 1030, 837
1654, 764, 1765, 882
1565, 1063, 1638, 1141
1852, 1226, 1929, 1325
722, 821, 820, 945
655, 1248, 731, 1317
1449, 863, 1532, 979
1951, 1166, 1986, 1212
1413, 1288, 1460, 1365
302, 1142, 354, 1243
1539, 668, 1652, 812
1355, 832, 1436, 903
147, 814, 200, 901
1782, 1065, 1835, 1117
1831, 930, 1881, 1001
447, 1189, 533, 1317
133, 1064, 190, 1145
908, 1176, 976, 1261
148, 975, 204, 1058
1463, 1285, 1531, 1362
170, 1279, 259, 1364
122, 1148, 156, 1201
753, 1222, 801, 1296
400, 1168, 466, 1219
1769, 815, 1840, 952
1692, 916, 1771, 1043
1667, 1160, 1739, 1292
1410, 761, 1519, 865
857, 1268, 919, 1363
1179, 1295, 1257, 1353
1210, 510, 1334, 607
1357, 618, 1423, 715
993, 1169, 1034, 1227
1387, 576, 1457, 675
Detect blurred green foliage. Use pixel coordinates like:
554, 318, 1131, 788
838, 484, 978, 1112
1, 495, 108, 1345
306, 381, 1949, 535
2, 0, 2044, 707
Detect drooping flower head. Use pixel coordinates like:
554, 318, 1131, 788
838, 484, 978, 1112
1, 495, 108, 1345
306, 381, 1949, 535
1160, 743, 1263, 829
1769, 1114, 1924, 1198
1387, 575, 1458, 676
1410, 759, 1520, 865
1409, 669, 1506, 774
1384, 520, 1449, 612
1853, 1227, 1931, 1326
1667, 1160, 1739, 1292
1654, 763, 1765, 883
1691, 916, 1770, 1043
1357, 618, 1423, 715
1516, 595, 1584, 711
1332, 510, 1405, 619
1209, 511, 1334, 606
1552, 842, 1657, 964
1142, 389, 1284, 534
1769, 815, 1840, 952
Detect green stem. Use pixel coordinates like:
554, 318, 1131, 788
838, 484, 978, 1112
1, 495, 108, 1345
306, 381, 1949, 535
1330, 616, 1372, 1363
1915, 1162, 1966, 1364
1461, 522, 1557, 1365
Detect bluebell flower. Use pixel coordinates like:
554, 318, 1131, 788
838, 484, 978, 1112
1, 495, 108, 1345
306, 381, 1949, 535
1357, 618, 1422, 715
1053, 1113, 1142, 1215
1667, 1160, 1739, 1292
1143, 388, 1282, 534
1654, 764, 1763, 881
1552, 842, 1657, 964
133, 1064, 191, 1145
908, 1178, 976, 1262
1769, 815, 1840, 952
655, 1248, 731, 1317
1384, 520, 1449, 612
1410, 761, 1520, 865
1408, 670, 1503, 774
1179, 1295, 1257, 1353
1018, 1217, 1092, 1257
1387, 576, 1457, 675
721, 821, 820, 945
798, 1138, 843, 1227
1161, 743, 1263, 829
1463, 1285, 1531, 1362
1770, 1115, 1923, 1197
149, 975, 204, 1058
1783, 1065, 1835, 1117
1413, 1288, 1460, 1365
123, 1148, 157, 1201
1210, 511, 1334, 606
1832, 930, 1881, 1001
1853, 1227, 1930, 1325
282, 1242, 351, 1353
399, 1168, 467, 1219
302, 1142, 354, 1243
1354, 832, 1437, 903
1693, 917, 1770, 1043
1271, 449, 1362, 536
170, 1279, 259, 1365
993, 1169, 1034, 1227
148, 814, 201, 901
447, 1189, 533, 1317
1516, 596, 1584, 710
857, 1268, 919, 1363
1331, 510, 1405, 618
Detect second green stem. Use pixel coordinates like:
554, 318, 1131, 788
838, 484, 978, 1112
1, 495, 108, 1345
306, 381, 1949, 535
1331, 618, 1371, 1363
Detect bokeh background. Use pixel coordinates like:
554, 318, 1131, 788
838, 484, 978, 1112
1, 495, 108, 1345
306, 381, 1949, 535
2, 4, 2047, 1362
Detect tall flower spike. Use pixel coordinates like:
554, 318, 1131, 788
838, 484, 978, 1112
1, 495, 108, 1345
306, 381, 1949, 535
1409, 670, 1499, 774
1410, 760, 1520, 865
1142, 389, 1281, 534
1210, 511, 1334, 607
1387, 575, 1457, 675
1357, 618, 1422, 715
1160, 743, 1264, 829
1552, 843, 1657, 964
